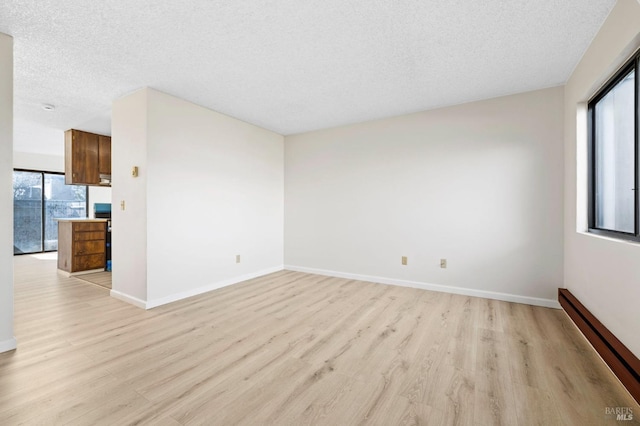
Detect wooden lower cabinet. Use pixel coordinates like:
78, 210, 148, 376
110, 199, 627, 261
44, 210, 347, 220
57, 220, 107, 273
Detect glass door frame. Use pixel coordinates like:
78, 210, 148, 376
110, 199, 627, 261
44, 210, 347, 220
13, 168, 89, 255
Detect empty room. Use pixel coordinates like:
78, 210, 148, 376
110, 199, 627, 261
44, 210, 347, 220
1, 0, 639, 425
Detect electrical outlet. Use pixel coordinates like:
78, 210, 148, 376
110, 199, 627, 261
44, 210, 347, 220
440, 259, 447, 268
236, 254, 241, 264
401, 256, 407, 265
120, 200, 125, 211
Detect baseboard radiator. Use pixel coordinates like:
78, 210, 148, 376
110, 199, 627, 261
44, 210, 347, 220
558, 289, 639, 403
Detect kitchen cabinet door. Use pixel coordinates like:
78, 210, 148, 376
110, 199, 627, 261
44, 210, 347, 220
65, 129, 100, 185
98, 135, 111, 176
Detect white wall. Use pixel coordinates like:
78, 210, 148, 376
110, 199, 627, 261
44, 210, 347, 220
0, 33, 15, 353
111, 88, 284, 307
285, 86, 564, 306
564, 0, 640, 358
111, 89, 149, 304
13, 122, 64, 157
87, 187, 112, 218
13, 151, 63, 172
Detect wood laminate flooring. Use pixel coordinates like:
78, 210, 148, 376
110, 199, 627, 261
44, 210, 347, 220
74, 271, 112, 290
2, 254, 638, 425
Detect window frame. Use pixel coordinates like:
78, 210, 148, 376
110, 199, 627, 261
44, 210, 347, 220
587, 52, 640, 242
13, 168, 89, 255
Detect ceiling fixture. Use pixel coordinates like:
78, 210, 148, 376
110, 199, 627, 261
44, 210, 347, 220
41, 104, 55, 111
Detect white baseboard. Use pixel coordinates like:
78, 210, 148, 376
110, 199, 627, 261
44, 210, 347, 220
284, 265, 561, 309
0, 337, 17, 353
110, 265, 285, 310
110, 290, 148, 309
58, 268, 105, 278
146, 265, 284, 309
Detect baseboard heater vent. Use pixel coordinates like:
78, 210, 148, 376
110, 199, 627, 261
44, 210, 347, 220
558, 288, 639, 403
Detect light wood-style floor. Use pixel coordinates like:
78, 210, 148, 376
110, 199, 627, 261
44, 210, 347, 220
75, 271, 112, 290
2, 255, 638, 425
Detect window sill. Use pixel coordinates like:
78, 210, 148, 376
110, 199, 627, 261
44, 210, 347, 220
579, 229, 640, 246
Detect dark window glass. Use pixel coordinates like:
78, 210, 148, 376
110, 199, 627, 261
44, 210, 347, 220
13, 170, 87, 255
594, 70, 635, 233
13, 171, 43, 254
588, 52, 639, 241
44, 173, 88, 251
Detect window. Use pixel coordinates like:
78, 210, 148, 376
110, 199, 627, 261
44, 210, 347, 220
588, 52, 640, 241
13, 170, 88, 254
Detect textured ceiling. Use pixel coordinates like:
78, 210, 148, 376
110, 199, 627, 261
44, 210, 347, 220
0, 0, 616, 154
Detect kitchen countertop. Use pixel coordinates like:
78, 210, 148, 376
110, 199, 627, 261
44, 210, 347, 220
55, 218, 109, 223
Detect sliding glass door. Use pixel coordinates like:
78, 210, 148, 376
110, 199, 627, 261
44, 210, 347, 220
13, 171, 43, 254
13, 170, 88, 254
43, 174, 88, 251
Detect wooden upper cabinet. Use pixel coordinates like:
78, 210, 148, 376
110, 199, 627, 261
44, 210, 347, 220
98, 135, 111, 176
65, 129, 111, 186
